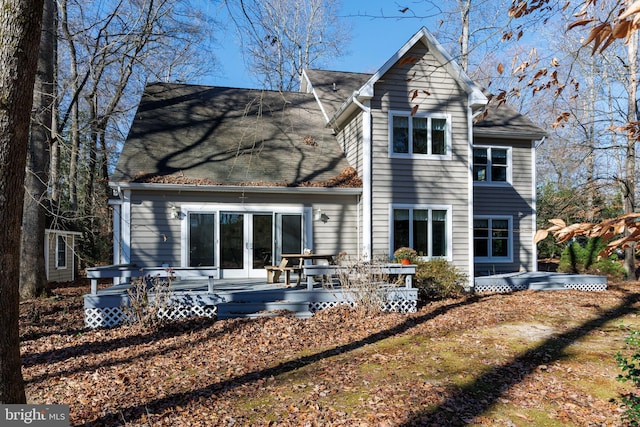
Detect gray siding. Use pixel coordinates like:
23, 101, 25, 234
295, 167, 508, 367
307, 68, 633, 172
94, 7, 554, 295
368, 43, 472, 274
337, 110, 363, 174
473, 137, 535, 274
46, 232, 76, 282
126, 189, 360, 267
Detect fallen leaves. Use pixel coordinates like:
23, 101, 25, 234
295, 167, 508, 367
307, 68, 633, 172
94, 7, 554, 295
19, 280, 640, 426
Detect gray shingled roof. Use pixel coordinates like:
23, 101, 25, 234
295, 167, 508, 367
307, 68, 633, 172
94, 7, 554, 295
305, 69, 545, 139
304, 69, 371, 119
473, 97, 546, 139
112, 83, 357, 187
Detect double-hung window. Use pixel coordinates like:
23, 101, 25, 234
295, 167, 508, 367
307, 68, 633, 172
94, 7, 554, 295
391, 205, 451, 259
473, 146, 510, 183
390, 112, 451, 158
473, 216, 512, 261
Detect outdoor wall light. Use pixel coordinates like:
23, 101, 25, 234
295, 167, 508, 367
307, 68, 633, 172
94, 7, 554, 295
314, 209, 329, 223
170, 205, 181, 219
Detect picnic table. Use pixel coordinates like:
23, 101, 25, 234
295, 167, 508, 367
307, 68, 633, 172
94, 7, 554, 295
265, 253, 335, 287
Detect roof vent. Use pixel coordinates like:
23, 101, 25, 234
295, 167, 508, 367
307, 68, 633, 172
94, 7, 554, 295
332, 82, 337, 91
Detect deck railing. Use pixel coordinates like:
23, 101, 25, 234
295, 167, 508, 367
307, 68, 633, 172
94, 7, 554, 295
302, 263, 416, 291
85, 264, 219, 295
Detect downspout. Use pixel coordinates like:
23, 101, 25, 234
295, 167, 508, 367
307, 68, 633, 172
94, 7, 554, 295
532, 136, 545, 272
468, 104, 486, 290
112, 186, 122, 266
352, 92, 372, 261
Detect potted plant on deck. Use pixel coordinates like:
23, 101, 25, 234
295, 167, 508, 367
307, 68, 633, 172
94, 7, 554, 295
393, 247, 417, 265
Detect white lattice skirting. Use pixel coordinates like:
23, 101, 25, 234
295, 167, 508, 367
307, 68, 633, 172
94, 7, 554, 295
85, 305, 217, 329
310, 299, 417, 313
474, 282, 608, 293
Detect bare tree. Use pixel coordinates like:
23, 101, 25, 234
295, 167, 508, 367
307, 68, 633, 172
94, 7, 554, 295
225, 0, 349, 91
0, 0, 44, 403
55, 0, 215, 265
20, 0, 56, 299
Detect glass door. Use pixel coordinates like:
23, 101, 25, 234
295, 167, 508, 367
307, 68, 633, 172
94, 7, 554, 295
250, 214, 273, 275
274, 214, 303, 262
220, 212, 274, 278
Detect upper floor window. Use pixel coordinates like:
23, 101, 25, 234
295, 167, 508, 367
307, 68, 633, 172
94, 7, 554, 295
391, 205, 451, 260
473, 146, 510, 183
389, 111, 451, 158
473, 216, 512, 261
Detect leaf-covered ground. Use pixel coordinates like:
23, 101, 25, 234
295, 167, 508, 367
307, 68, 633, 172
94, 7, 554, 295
19, 279, 640, 426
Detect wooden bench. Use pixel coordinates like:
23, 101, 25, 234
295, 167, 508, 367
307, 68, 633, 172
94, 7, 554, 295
265, 259, 301, 287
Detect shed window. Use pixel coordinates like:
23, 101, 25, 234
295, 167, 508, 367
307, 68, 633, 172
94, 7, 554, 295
56, 235, 67, 268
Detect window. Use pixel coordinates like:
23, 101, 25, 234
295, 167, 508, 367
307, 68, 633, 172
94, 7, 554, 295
189, 212, 216, 266
390, 112, 450, 157
392, 206, 450, 259
56, 235, 67, 268
474, 217, 512, 261
473, 147, 510, 183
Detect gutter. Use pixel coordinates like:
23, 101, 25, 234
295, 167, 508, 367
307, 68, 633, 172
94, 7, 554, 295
109, 181, 362, 196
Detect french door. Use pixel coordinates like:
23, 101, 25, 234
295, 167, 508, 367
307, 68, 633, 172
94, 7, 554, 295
220, 212, 273, 278
187, 209, 304, 279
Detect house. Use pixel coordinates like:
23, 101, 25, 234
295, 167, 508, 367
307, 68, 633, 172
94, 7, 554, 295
109, 27, 546, 289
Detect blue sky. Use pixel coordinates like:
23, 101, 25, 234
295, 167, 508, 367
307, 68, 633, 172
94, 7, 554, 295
204, 1, 440, 89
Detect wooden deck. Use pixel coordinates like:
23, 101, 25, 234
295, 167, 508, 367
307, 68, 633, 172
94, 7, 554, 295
474, 272, 607, 293
83, 266, 418, 329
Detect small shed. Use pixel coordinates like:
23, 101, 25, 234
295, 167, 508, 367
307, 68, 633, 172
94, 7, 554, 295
44, 229, 81, 283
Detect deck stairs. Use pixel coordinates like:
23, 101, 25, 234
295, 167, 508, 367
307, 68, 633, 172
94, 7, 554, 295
214, 286, 316, 319
217, 301, 312, 319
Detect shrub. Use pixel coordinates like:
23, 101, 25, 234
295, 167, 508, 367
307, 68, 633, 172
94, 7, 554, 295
414, 258, 467, 301
616, 330, 640, 425
333, 256, 390, 315
122, 272, 174, 329
558, 237, 625, 279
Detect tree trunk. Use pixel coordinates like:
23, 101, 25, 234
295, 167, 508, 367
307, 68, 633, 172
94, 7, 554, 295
20, 0, 56, 299
623, 20, 638, 279
458, 0, 470, 72
0, 0, 45, 403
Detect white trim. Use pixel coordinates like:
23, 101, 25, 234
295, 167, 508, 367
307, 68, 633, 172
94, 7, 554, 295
389, 204, 453, 261
121, 189, 132, 264
301, 69, 331, 124
473, 215, 514, 263
532, 139, 541, 272
179, 204, 310, 275
467, 106, 475, 288
328, 27, 487, 130
358, 27, 487, 109
109, 182, 361, 196
112, 203, 121, 265
387, 110, 452, 160
472, 145, 512, 185
55, 235, 68, 270
361, 103, 372, 260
